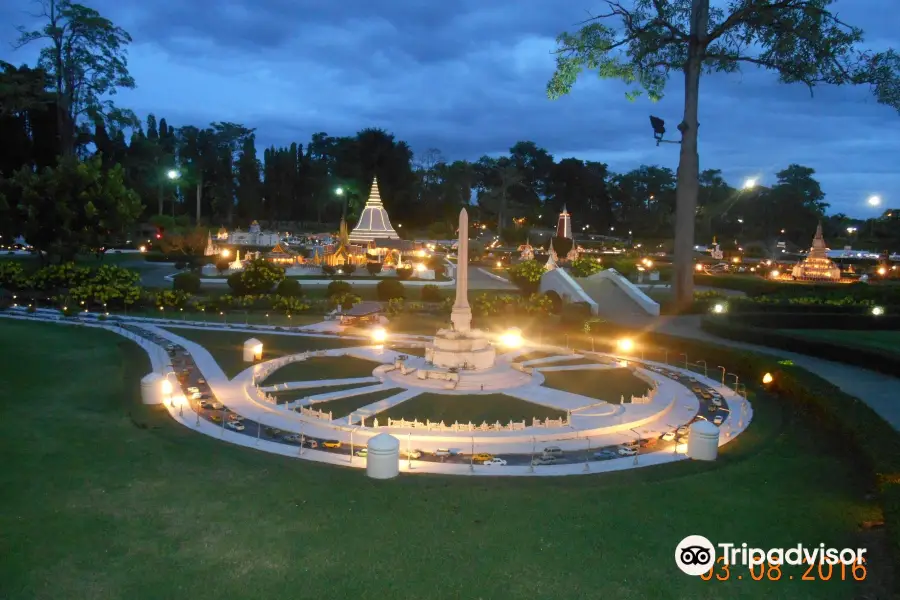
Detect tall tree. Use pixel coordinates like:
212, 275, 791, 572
14, 0, 138, 157
236, 134, 262, 221
547, 0, 900, 308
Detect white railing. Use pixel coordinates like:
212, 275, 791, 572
381, 417, 568, 432
297, 406, 333, 421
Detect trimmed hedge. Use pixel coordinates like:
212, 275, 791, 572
701, 317, 900, 376
711, 312, 900, 330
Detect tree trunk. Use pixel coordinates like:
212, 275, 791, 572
673, 0, 709, 310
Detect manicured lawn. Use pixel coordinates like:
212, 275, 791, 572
375, 393, 567, 425
161, 327, 370, 378
0, 321, 882, 599
511, 350, 560, 363
131, 311, 323, 327
541, 367, 650, 403
386, 345, 427, 357
260, 356, 383, 386
783, 329, 900, 356
315, 387, 403, 422
386, 312, 450, 335
270, 382, 373, 403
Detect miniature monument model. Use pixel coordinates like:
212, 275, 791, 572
791, 222, 841, 281
349, 177, 400, 243
556, 205, 573, 239
425, 208, 497, 370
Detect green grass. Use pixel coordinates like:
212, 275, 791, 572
260, 356, 383, 386
374, 393, 567, 425
315, 388, 403, 422
541, 368, 651, 403
0, 321, 882, 599
161, 327, 370, 378
782, 329, 900, 356
270, 382, 373, 403
385, 345, 427, 357
511, 350, 560, 363
386, 312, 451, 335
130, 311, 323, 327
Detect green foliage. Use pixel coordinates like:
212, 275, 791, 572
471, 293, 551, 317
273, 295, 310, 315
376, 279, 405, 301
365, 262, 382, 276
0, 261, 26, 288
228, 259, 285, 295
340, 264, 357, 276
421, 284, 442, 302
327, 280, 352, 296
172, 272, 201, 294
506, 260, 544, 293
9, 156, 142, 260
396, 267, 413, 280
321, 265, 337, 277
153, 289, 192, 308
329, 292, 360, 310
570, 255, 603, 278
276, 278, 303, 297
216, 259, 231, 273
551, 236, 573, 257
386, 298, 406, 316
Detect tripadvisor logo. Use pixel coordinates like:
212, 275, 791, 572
675, 535, 716, 576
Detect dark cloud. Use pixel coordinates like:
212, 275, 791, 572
0, 0, 897, 215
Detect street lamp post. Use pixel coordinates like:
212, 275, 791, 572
530, 436, 536, 473
407, 433, 412, 470
727, 373, 739, 388
717, 366, 726, 386
696, 359, 707, 379
584, 437, 591, 472
470, 436, 475, 473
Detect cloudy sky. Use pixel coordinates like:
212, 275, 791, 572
2, 0, 898, 216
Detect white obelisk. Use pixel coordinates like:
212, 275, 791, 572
450, 208, 472, 332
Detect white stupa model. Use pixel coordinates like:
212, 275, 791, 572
425, 208, 497, 370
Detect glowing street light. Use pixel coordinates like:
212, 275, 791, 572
616, 338, 634, 353
742, 178, 757, 190
846, 227, 857, 234
712, 303, 727, 314
371, 327, 387, 343
877, 267, 887, 276
166, 169, 180, 180
499, 328, 524, 348
872, 306, 885, 316
695, 263, 703, 272
762, 373, 774, 385
221, 249, 231, 258
161, 379, 173, 396
335, 187, 344, 196
867, 195, 881, 207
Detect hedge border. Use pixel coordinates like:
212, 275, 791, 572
701, 316, 900, 376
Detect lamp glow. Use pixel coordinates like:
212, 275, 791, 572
712, 303, 726, 314
872, 306, 885, 316
695, 263, 703, 272
166, 169, 179, 180
616, 338, 634, 352
415, 263, 426, 272
762, 373, 774, 385
867, 195, 881, 207
499, 328, 524, 348
877, 267, 887, 276
161, 379, 173, 395
221, 249, 230, 258
770, 270, 780, 279
371, 327, 387, 343
743, 178, 757, 190
139, 245, 147, 253
496, 261, 502, 268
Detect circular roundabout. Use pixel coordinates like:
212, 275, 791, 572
147, 324, 754, 477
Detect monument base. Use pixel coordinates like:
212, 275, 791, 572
426, 328, 497, 370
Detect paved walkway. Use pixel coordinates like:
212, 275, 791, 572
656, 315, 900, 430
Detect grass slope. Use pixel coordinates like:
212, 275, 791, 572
541, 367, 650, 403
783, 329, 900, 357
161, 327, 370, 378
0, 321, 878, 600
260, 356, 382, 386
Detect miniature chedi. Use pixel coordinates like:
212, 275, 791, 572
791, 222, 841, 281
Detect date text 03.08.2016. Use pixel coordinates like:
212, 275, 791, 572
701, 557, 868, 582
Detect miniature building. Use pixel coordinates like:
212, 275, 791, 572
349, 177, 400, 243
326, 219, 367, 267
366, 433, 400, 479
140, 373, 165, 405
791, 223, 841, 281
242, 338, 263, 362
687, 419, 720, 461
266, 241, 298, 265
339, 301, 385, 326
518, 239, 534, 261
556, 205, 573, 239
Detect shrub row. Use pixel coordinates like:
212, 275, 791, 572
708, 311, 900, 331
701, 316, 900, 376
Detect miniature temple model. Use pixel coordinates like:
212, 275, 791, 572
349, 177, 400, 243
425, 208, 496, 370
791, 222, 841, 281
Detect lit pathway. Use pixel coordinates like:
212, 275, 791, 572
299, 383, 396, 406
346, 389, 424, 425
261, 376, 379, 393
